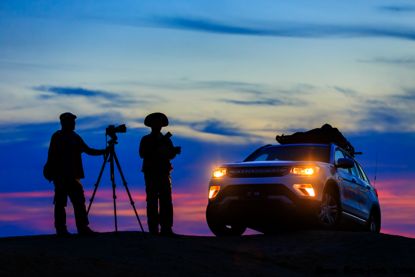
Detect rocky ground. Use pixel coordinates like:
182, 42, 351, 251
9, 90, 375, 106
0, 230, 414, 276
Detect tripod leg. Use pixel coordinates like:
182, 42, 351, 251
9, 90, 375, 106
87, 152, 109, 215
109, 150, 119, 232
113, 151, 145, 233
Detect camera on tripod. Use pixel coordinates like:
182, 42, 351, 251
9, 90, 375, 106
106, 124, 127, 142
88, 122, 145, 233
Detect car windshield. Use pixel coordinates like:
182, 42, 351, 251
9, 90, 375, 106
245, 145, 330, 162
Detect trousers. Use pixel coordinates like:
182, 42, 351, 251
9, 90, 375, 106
144, 173, 173, 233
53, 178, 89, 231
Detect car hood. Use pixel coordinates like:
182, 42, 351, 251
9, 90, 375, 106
221, 160, 326, 168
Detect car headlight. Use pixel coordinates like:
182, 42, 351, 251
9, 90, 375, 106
290, 166, 319, 176
208, 185, 221, 199
212, 168, 227, 178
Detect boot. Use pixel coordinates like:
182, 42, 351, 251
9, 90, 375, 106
78, 226, 98, 237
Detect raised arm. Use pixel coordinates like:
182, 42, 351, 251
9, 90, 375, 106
80, 137, 106, 156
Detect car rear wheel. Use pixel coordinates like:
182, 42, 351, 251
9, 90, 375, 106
318, 189, 341, 228
367, 211, 381, 233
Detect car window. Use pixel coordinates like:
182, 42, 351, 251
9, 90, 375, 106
253, 153, 268, 161
356, 162, 371, 184
334, 149, 345, 162
335, 149, 349, 174
245, 145, 330, 162
349, 161, 360, 178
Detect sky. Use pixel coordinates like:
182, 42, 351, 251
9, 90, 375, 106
0, 0, 415, 237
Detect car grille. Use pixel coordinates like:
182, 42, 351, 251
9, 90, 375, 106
216, 184, 295, 201
227, 166, 290, 178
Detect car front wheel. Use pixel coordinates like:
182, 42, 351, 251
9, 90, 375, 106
206, 206, 246, 236
208, 221, 247, 237
318, 189, 341, 228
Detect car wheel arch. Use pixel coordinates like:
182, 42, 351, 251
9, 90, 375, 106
323, 180, 340, 200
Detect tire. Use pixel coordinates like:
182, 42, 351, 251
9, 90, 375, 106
208, 221, 246, 237
367, 211, 381, 233
206, 206, 246, 236
318, 188, 342, 228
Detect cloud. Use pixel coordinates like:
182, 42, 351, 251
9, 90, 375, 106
0, 60, 78, 71
221, 97, 304, 106
172, 118, 255, 138
194, 80, 266, 96
32, 85, 148, 108
333, 86, 358, 96
188, 119, 248, 137
393, 89, 415, 102
33, 86, 119, 100
152, 16, 415, 41
0, 113, 128, 145
358, 90, 415, 131
379, 5, 415, 13
359, 57, 415, 67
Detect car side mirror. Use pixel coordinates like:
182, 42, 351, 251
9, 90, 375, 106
336, 158, 354, 169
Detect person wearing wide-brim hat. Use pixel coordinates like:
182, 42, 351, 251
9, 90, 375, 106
44, 112, 107, 236
139, 112, 181, 236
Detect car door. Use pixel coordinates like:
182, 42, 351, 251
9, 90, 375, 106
345, 158, 371, 220
355, 161, 373, 220
334, 149, 361, 216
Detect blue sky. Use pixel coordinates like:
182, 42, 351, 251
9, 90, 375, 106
0, 0, 415, 237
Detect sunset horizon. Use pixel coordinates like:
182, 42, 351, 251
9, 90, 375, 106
1, 0, 415, 239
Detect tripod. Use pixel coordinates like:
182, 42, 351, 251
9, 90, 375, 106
87, 137, 145, 233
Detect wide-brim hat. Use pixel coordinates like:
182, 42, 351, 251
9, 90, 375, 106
59, 112, 77, 121
144, 112, 169, 127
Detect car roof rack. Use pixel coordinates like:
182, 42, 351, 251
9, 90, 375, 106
276, 124, 357, 157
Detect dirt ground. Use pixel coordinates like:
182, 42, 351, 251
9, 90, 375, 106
0, 230, 414, 276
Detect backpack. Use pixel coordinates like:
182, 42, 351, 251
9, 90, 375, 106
43, 161, 54, 182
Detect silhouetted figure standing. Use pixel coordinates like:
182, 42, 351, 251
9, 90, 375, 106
45, 112, 106, 236
139, 112, 181, 236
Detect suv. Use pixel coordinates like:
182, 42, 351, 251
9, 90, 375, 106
206, 143, 381, 236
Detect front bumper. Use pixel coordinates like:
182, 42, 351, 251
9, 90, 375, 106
207, 184, 321, 227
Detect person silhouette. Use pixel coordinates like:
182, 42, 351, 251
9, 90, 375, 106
139, 112, 181, 236
45, 112, 107, 236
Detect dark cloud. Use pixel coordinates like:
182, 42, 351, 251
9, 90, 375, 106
379, 5, 415, 13
359, 57, 415, 67
361, 106, 405, 129
333, 86, 358, 96
0, 113, 127, 144
173, 118, 253, 137
194, 80, 265, 96
33, 86, 119, 100
392, 89, 415, 102
359, 90, 415, 131
32, 85, 148, 108
153, 17, 415, 41
221, 97, 304, 107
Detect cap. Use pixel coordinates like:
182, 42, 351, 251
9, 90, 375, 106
144, 112, 169, 127
59, 112, 77, 121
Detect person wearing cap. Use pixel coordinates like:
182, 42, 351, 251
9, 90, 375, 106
139, 112, 181, 236
45, 112, 107, 236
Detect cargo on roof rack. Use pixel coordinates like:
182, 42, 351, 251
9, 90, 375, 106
276, 124, 356, 156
